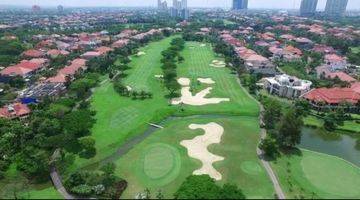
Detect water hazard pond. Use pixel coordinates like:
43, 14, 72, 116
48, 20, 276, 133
299, 127, 360, 167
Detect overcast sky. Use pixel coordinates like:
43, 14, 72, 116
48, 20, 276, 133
0, 0, 359, 10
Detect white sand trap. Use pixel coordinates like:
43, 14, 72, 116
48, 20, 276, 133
177, 77, 190, 86
154, 74, 164, 78
126, 86, 132, 91
197, 78, 215, 84
172, 78, 229, 106
200, 44, 206, 47
209, 60, 226, 68
137, 51, 146, 56
180, 122, 224, 180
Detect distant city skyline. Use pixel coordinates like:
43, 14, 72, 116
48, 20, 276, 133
0, 0, 359, 10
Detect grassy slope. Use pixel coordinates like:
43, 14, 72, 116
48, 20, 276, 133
271, 150, 360, 199
304, 115, 360, 133
177, 42, 259, 116
69, 36, 176, 170
0, 164, 61, 199
116, 116, 274, 199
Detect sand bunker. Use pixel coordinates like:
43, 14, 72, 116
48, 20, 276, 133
197, 78, 215, 84
172, 78, 229, 106
126, 86, 132, 91
154, 74, 164, 78
137, 51, 146, 56
200, 44, 206, 47
180, 122, 224, 180
209, 60, 226, 68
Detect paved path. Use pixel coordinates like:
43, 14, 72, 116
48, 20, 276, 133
50, 166, 75, 199
236, 76, 286, 199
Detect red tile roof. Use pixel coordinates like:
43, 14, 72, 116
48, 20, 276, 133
23, 49, 44, 58
0, 60, 44, 77
0, 103, 31, 119
304, 88, 360, 104
351, 82, 360, 94
327, 72, 356, 83
325, 54, 345, 62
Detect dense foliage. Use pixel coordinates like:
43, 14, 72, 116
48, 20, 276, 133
65, 162, 127, 198
160, 37, 185, 98
174, 175, 246, 199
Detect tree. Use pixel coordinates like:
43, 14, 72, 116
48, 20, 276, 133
220, 184, 246, 199
259, 136, 279, 159
277, 108, 303, 148
294, 99, 311, 117
323, 112, 338, 132
263, 99, 282, 129
174, 175, 221, 199
78, 137, 96, 158
174, 175, 245, 199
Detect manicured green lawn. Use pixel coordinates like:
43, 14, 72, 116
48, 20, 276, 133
177, 42, 259, 116
68, 36, 177, 170
65, 40, 269, 198
69, 40, 260, 170
115, 116, 274, 199
271, 149, 360, 199
304, 115, 360, 133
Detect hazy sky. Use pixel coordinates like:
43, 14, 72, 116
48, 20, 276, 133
0, 0, 359, 10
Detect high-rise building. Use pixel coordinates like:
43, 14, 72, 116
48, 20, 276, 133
170, 0, 189, 20
325, 0, 348, 17
233, 0, 248, 10
57, 5, 64, 13
300, 0, 318, 16
158, 0, 168, 10
181, 0, 187, 9
32, 5, 41, 13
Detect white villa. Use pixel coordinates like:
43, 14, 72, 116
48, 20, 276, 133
262, 74, 312, 99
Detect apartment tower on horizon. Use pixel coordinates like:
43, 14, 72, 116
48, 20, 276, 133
300, 0, 318, 16
325, 0, 348, 17
233, 0, 248, 10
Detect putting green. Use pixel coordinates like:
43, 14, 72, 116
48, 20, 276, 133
142, 143, 181, 180
272, 149, 360, 199
301, 151, 360, 198
240, 161, 263, 175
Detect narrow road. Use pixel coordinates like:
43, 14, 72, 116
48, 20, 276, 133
236, 76, 286, 199
50, 166, 75, 199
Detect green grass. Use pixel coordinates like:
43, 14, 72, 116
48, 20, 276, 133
304, 115, 360, 133
177, 42, 259, 116
0, 164, 61, 199
69, 40, 260, 171
68, 36, 177, 170
351, 47, 360, 54
271, 149, 360, 199
115, 116, 274, 199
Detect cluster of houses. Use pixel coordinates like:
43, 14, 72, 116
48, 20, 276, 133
0, 27, 167, 119
217, 14, 360, 109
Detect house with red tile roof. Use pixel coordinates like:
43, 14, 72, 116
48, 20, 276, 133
112, 39, 130, 49
81, 51, 102, 59
0, 59, 47, 78
324, 54, 347, 70
46, 58, 87, 83
269, 45, 302, 62
0, 103, 31, 119
95, 46, 114, 55
303, 87, 360, 107
316, 65, 356, 83
22, 49, 45, 58
312, 44, 336, 54
47, 49, 70, 58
